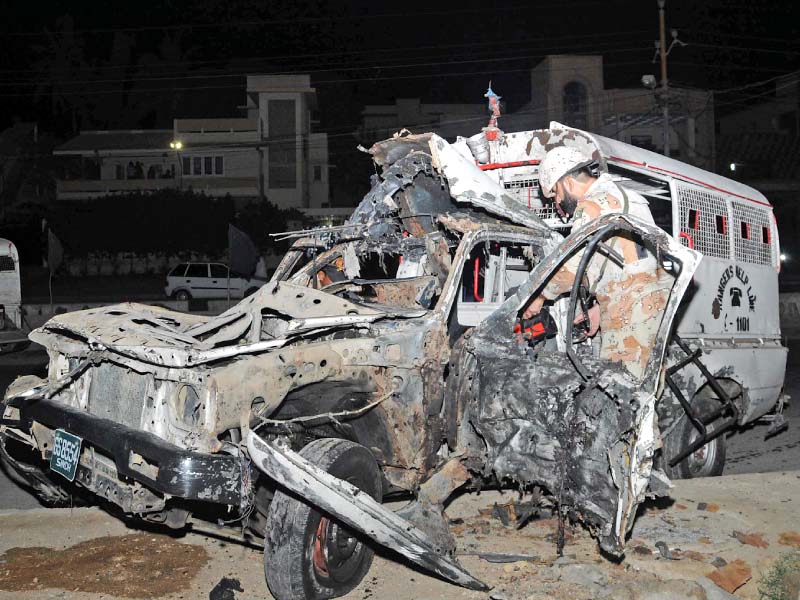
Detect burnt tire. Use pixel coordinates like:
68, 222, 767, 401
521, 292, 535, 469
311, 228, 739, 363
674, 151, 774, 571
263, 438, 382, 600
662, 397, 727, 479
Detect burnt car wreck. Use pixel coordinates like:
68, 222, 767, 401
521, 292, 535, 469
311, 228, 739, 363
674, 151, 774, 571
1, 127, 701, 599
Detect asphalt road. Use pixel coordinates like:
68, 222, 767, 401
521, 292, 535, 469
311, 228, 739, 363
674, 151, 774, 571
0, 341, 798, 510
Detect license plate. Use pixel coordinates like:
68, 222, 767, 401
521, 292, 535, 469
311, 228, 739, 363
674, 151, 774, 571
50, 429, 82, 482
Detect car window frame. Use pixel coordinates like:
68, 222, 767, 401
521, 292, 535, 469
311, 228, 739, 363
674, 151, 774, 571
185, 263, 210, 278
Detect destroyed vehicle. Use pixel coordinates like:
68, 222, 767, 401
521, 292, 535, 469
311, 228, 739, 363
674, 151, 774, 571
0, 123, 773, 599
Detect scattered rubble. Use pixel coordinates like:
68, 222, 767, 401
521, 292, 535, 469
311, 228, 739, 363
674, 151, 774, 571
779, 532, 800, 548
732, 531, 769, 548
208, 577, 244, 600
707, 558, 752, 593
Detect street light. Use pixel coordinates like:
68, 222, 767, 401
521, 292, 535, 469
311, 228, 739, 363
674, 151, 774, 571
170, 140, 184, 189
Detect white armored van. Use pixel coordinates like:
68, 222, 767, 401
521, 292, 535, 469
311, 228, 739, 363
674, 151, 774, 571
465, 121, 787, 478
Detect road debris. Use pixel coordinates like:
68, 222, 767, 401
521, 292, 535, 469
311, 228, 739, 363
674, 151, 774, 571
732, 530, 769, 548
779, 532, 800, 548
209, 577, 244, 600
707, 558, 752, 593
460, 552, 540, 564
655, 540, 679, 560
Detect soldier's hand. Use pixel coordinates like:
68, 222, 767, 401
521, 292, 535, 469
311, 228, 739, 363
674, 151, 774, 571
523, 295, 546, 320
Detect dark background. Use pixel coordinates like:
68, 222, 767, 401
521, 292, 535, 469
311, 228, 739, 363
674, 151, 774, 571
1, 0, 798, 267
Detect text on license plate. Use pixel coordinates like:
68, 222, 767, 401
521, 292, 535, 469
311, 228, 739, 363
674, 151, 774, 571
50, 429, 82, 482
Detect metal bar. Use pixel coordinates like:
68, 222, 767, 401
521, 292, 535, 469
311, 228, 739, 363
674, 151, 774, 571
668, 416, 737, 467
566, 224, 616, 381
246, 432, 488, 591
665, 335, 741, 467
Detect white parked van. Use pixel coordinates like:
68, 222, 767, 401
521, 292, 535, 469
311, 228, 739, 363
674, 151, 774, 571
465, 121, 786, 478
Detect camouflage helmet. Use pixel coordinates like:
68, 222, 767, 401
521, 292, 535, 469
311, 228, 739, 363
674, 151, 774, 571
538, 146, 594, 198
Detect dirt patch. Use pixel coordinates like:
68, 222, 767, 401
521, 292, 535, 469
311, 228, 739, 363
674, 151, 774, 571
0, 533, 208, 598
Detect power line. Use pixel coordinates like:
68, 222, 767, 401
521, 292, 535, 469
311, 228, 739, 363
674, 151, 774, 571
682, 30, 800, 46
0, 2, 610, 37
0, 45, 651, 88
12, 55, 791, 98
0, 58, 664, 99
0, 30, 653, 77
690, 42, 800, 57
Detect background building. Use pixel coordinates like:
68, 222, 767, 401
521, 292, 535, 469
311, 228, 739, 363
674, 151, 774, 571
359, 98, 487, 142
53, 75, 340, 221
358, 54, 716, 171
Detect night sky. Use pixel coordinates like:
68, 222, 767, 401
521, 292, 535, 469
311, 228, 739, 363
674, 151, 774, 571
2, 0, 798, 135
1, 0, 799, 266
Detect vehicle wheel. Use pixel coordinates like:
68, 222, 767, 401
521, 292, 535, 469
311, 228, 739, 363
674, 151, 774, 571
263, 438, 382, 600
174, 290, 191, 301
662, 397, 727, 479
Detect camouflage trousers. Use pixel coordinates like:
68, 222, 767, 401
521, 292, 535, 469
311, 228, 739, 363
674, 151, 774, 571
594, 260, 673, 380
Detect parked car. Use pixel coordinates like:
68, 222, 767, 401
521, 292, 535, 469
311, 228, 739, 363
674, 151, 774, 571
0, 124, 785, 600
164, 262, 266, 300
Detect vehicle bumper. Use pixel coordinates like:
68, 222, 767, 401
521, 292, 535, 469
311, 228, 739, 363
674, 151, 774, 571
1, 394, 243, 506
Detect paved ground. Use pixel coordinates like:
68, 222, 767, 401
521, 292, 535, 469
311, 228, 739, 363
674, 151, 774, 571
0, 472, 798, 599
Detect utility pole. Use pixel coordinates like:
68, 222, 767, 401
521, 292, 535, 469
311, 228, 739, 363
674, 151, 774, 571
657, 0, 670, 157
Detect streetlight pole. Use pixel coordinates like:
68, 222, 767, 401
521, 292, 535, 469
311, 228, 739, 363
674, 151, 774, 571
170, 140, 184, 190
657, 0, 670, 158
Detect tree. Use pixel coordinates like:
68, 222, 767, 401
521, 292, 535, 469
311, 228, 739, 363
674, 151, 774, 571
32, 15, 90, 135
128, 32, 199, 127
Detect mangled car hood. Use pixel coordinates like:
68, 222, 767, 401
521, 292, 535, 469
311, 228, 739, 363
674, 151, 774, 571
30, 282, 424, 368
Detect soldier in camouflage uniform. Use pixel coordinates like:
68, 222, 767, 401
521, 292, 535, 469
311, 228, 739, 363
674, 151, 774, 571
523, 146, 672, 379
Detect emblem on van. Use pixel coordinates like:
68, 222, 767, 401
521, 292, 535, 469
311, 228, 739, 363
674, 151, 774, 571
712, 265, 757, 319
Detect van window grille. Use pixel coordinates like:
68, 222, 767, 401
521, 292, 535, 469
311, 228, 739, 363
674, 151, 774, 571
503, 179, 538, 209
502, 178, 564, 224
0, 256, 15, 272
731, 201, 773, 266
675, 182, 731, 259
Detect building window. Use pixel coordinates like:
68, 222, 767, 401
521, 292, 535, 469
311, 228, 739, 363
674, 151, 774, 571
562, 81, 588, 129
183, 155, 225, 177
269, 99, 297, 189
313, 165, 322, 181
